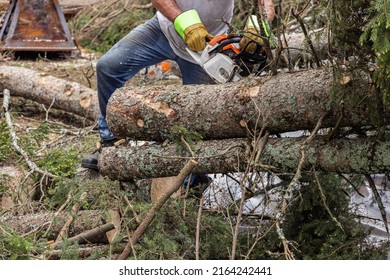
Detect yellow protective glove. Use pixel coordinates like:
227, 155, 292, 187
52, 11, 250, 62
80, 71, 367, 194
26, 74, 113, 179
239, 15, 266, 53
184, 23, 214, 51
174, 9, 214, 52
239, 26, 265, 54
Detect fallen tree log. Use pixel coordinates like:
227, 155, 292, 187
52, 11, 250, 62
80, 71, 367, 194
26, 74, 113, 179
1, 66, 387, 142
106, 68, 388, 141
0, 66, 99, 121
0, 210, 109, 241
52, 222, 115, 248
9, 96, 95, 126
99, 137, 390, 180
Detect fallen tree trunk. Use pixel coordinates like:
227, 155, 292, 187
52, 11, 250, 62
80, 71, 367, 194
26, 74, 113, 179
106, 68, 388, 141
53, 222, 115, 248
99, 137, 390, 180
0, 66, 99, 121
9, 96, 95, 126
1, 67, 386, 142
0, 210, 109, 241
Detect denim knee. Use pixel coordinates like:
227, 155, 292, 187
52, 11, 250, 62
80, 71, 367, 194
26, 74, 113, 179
96, 55, 112, 77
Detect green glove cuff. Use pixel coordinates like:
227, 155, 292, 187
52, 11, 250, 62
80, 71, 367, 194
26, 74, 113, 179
246, 15, 271, 37
174, 9, 202, 39
261, 19, 270, 37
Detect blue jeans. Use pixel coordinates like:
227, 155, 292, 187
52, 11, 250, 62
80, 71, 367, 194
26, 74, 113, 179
97, 15, 214, 141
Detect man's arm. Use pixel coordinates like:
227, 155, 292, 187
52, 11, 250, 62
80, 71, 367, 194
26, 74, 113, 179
151, 0, 182, 22
151, 0, 213, 51
259, 0, 275, 22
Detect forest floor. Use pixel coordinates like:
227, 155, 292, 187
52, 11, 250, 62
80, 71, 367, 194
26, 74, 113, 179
0, 50, 195, 260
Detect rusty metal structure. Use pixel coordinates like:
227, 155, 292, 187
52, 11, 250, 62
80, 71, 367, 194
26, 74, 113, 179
0, 0, 77, 52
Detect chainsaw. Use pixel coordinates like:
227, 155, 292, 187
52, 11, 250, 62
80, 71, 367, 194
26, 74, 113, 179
186, 34, 267, 84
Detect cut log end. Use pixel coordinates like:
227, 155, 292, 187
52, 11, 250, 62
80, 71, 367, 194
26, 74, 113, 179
137, 119, 145, 128
239, 120, 248, 127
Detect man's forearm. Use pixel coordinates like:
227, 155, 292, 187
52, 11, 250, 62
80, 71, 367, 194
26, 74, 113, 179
258, 0, 275, 22
151, 0, 182, 21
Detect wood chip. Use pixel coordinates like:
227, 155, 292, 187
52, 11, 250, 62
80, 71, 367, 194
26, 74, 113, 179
340, 75, 351, 85
79, 96, 92, 110
137, 119, 145, 128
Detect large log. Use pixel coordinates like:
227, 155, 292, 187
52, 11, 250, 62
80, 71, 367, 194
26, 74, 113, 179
0, 66, 99, 121
106, 69, 387, 141
99, 137, 390, 181
1, 67, 386, 142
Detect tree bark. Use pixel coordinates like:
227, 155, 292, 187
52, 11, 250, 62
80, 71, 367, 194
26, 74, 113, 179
0, 66, 99, 121
99, 137, 390, 181
9, 96, 95, 126
0, 210, 109, 241
3, 67, 383, 141
106, 68, 388, 141
53, 222, 115, 248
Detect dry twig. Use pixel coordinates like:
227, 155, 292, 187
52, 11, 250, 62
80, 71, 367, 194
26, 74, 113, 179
274, 113, 326, 260
314, 168, 344, 232
291, 8, 322, 67
231, 127, 270, 260
195, 195, 204, 260
365, 174, 389, 233
2, 89, 57, 179
52, 222, 115, 249
55, 192, 87, 243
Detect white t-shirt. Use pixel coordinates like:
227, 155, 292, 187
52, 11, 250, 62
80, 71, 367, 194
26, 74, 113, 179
157, 0, 234, 62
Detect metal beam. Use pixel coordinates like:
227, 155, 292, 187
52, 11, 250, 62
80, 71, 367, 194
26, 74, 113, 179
0, 0, 78, 52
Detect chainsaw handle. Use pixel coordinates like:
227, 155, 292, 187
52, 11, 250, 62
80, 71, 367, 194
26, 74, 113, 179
208, 36, 242, 55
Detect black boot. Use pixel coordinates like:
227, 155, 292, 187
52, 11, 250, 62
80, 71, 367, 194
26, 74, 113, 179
183, 174, 213, 198
81, 138, 118, 170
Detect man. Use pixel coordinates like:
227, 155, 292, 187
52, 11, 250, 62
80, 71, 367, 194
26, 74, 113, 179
81, 0, 275, 170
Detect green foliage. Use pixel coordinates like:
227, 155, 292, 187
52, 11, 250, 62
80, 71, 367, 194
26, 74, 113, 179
0, 223, 41, 260
169, 125, 203, 155
70, 1, 155, 54
361, 0, 390, 102
273, 173, 386, 259
198, 212, 232, 259
30, 122, 50, 146
44, 177, 122, 211
45, 178, 81, 210
128, 199, 231, 259
0, 120, 16, 162
315, 0, 390, 102
0, 181, 6, 196
244, 173, 388, 260
38, 147, 79, 177
16, 122, 51, 158
321, 0, 371, 56
58, 239, 80, 260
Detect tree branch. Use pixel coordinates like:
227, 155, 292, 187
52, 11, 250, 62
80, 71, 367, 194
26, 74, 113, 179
2, 89, 57, 179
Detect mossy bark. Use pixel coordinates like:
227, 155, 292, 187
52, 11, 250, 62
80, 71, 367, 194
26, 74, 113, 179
99, 137, 390, 181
